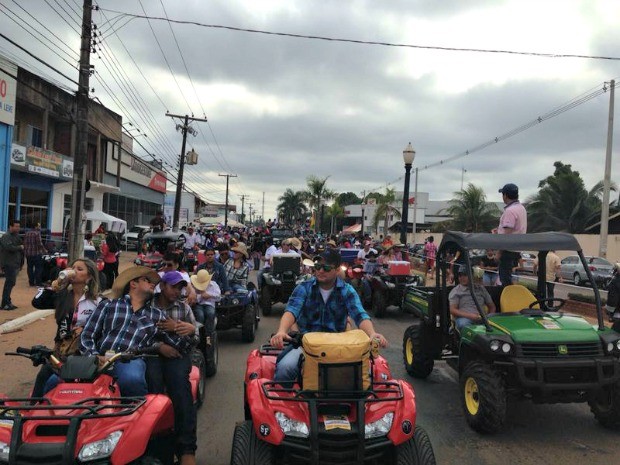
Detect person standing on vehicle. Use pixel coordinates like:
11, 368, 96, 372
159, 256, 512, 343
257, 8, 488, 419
150, 271, 199, 465
494, 183, 527, 286
182, 226, 200, 256
0, 220, 24, 310
24, 222, 48, 287
423, 236, 437, 277
150, 210, 167, 232
533, 250, 562, 299
270, 249, 388, 383
80, 266, 179, 396
449, 266, 496, 331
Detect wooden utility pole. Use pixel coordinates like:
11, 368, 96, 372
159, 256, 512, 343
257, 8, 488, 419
219, 173, 237, 227
239, 194, 248, 224
600, 79, 615, 258
165, 113, 207, 230
69, 0, 93, 262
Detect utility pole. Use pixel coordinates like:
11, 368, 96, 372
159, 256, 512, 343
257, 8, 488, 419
239, 194, 248, 224
166, 112, 207, 231
219, 173, 237, 227
69, 0, 93, 262
248, 202, 254, 225
600, 79, 615, 258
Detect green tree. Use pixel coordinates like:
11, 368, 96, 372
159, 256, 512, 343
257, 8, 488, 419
305, 176, 336, 232
445, 183, 500, 232
527, 161, 616, 233
373, 187, 401, 235
277, 189, 308, 226
327, 203, 345, 234
335, 192, 361, 207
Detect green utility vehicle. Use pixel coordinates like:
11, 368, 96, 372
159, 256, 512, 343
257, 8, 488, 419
402, 231, 620, 433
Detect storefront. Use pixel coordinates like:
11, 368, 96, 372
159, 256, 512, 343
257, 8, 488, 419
0, 57, 17, 230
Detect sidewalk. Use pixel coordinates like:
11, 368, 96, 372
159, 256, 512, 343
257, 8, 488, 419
0, 253, 138, 334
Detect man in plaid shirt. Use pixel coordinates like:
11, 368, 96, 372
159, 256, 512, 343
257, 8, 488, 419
23, 222, 47, 287
150, 270, 199, 465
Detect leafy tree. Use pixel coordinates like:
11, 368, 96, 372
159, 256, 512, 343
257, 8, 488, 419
327, 203, 345, 234
527, 161, 616, 233
372, 187, 401, 235
305, 176, 335, 232
277, 189, 308, 226
445, 183, 500, 232
335, 192, 361, 207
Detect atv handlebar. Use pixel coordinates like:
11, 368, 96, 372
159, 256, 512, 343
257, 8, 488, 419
16, 346, 32, 355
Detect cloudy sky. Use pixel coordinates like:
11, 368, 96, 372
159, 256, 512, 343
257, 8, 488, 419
1, 0, 619, 219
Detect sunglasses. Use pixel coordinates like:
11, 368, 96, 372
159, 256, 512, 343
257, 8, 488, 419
314, 264, 336, 272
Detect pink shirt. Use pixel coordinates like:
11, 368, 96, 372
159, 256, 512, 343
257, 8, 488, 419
498, 201, 527, 234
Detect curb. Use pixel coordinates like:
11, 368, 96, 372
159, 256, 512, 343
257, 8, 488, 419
0, 310, 54, 335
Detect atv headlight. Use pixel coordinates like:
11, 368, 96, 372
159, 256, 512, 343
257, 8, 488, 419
501, 342, 512, 354
0, 440, 9, 462
489, 340, 501, 352
275, 412, 309, 438
616, 340, 620, 351
78, 431, 122, 462
365, 412, 394, 439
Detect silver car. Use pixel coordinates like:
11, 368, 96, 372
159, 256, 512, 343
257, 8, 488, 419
559, 255, 614, 288
125, 225, 151, 250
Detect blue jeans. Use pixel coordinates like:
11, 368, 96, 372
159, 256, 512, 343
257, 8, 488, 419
147, 354, 197, 456
114, 358, 148, 396
194, 303, 216, 332
483, 272, 497, 286
499, 251, 519, 286
455, 317, 477, 331
274, 346, 302, 383
26, 254, 43, 286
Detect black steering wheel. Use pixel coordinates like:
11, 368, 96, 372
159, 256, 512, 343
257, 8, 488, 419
527, 298, 566, 311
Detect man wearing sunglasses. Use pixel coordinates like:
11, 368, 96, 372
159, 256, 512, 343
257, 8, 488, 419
270, 249, 388, 383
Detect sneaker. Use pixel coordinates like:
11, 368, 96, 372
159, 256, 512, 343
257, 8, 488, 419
1, 304, 16, 311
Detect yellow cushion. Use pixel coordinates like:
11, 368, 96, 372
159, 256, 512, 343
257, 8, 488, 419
500, 284, 538, 313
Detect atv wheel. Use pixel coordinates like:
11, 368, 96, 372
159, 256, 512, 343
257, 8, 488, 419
588, 381, 620, 429
242, 303, 257, 342
204, 331, 218, 377
260, 286, 272, 316
460, 361, 506, 433
372, 290, 387, 318
402, 323, 434, 378
230, 420, 273, 465
191, 349, 206, 408
395, 425, 437, 465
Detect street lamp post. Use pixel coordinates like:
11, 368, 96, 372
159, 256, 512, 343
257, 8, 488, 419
400, 142, 416, 245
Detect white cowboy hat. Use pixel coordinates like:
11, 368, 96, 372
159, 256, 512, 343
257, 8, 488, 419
190, 269, 213, 291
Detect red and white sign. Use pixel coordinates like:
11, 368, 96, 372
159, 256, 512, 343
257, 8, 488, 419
0, 57, 17, 126
105, 144, 167, 193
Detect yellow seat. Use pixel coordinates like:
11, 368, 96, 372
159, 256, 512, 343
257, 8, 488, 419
500, 285, 539, 313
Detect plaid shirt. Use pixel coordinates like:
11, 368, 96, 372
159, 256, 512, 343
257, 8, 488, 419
80, 295, 176, 356
23, 230, 47, 257
286, 277, 370, 334
224, 259, 250, 287
151, 296, 198, 354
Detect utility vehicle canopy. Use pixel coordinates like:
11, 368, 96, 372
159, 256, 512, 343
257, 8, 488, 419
439, 231, 581, 253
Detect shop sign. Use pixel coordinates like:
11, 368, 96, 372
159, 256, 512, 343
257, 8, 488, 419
105, 146, 167, 193
0, 57, 17, 126
10, 144, 73, 180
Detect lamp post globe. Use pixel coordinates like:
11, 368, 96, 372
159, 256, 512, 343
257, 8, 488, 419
400, 142, 415, 245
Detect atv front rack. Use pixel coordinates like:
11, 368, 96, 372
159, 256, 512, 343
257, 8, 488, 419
0, 397, 147, 465
261, 380, 404, 403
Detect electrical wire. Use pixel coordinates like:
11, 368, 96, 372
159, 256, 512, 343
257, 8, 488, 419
96, 8, 620, 62
43, 0, 81, 34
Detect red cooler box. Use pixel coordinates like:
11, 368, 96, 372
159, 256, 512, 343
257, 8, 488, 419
387, 260, 410, 276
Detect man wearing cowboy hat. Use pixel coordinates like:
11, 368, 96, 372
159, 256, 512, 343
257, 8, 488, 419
80, 266, 181, 397
150, 271, 199, 465
270, 249, 388, 383
224, 242, 251, 291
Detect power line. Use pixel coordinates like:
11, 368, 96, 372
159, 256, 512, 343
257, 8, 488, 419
96, 8, 620, 62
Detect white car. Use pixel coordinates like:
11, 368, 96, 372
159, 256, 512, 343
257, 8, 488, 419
125, 225, 151, 250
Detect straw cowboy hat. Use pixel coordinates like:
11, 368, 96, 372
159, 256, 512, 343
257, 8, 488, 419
108, 265, 160, 299
231, 242, 249, 259
190, 269, 213, 291
286, 237, 302, 250
326, 239, 337, 247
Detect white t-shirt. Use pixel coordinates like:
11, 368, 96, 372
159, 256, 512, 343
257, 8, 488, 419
183, 233, 201, 249
357, 248, 378, 261
263, 245, 278, 269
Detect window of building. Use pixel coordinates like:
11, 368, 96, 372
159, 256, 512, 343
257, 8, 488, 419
27, 125, 43, 148
104, 193, 161, 227
7, 187, 49, 228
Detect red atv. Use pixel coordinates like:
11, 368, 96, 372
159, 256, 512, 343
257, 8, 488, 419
0, 345, 205, 465
232, 330, 436, 465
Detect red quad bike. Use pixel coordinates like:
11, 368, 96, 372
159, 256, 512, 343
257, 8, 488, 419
0, 345, 205, 465
232, 330, 436, 465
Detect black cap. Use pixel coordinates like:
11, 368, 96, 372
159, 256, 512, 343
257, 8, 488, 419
498, 183, 519, 198
457, 264, 469, 275
314, 249, 341, 267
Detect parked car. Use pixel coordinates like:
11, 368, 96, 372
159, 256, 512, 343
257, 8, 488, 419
516, 252, 537, 275
560, 255, 614, 288
126, 225, 151, 250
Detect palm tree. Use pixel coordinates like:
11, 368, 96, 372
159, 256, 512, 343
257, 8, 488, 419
327, 203, 345, 234
527, 161, 616, 233
277, 189, 308, 226
305, 176, 335, 232
445, 183, 500, 232
372, 188, 401, 235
